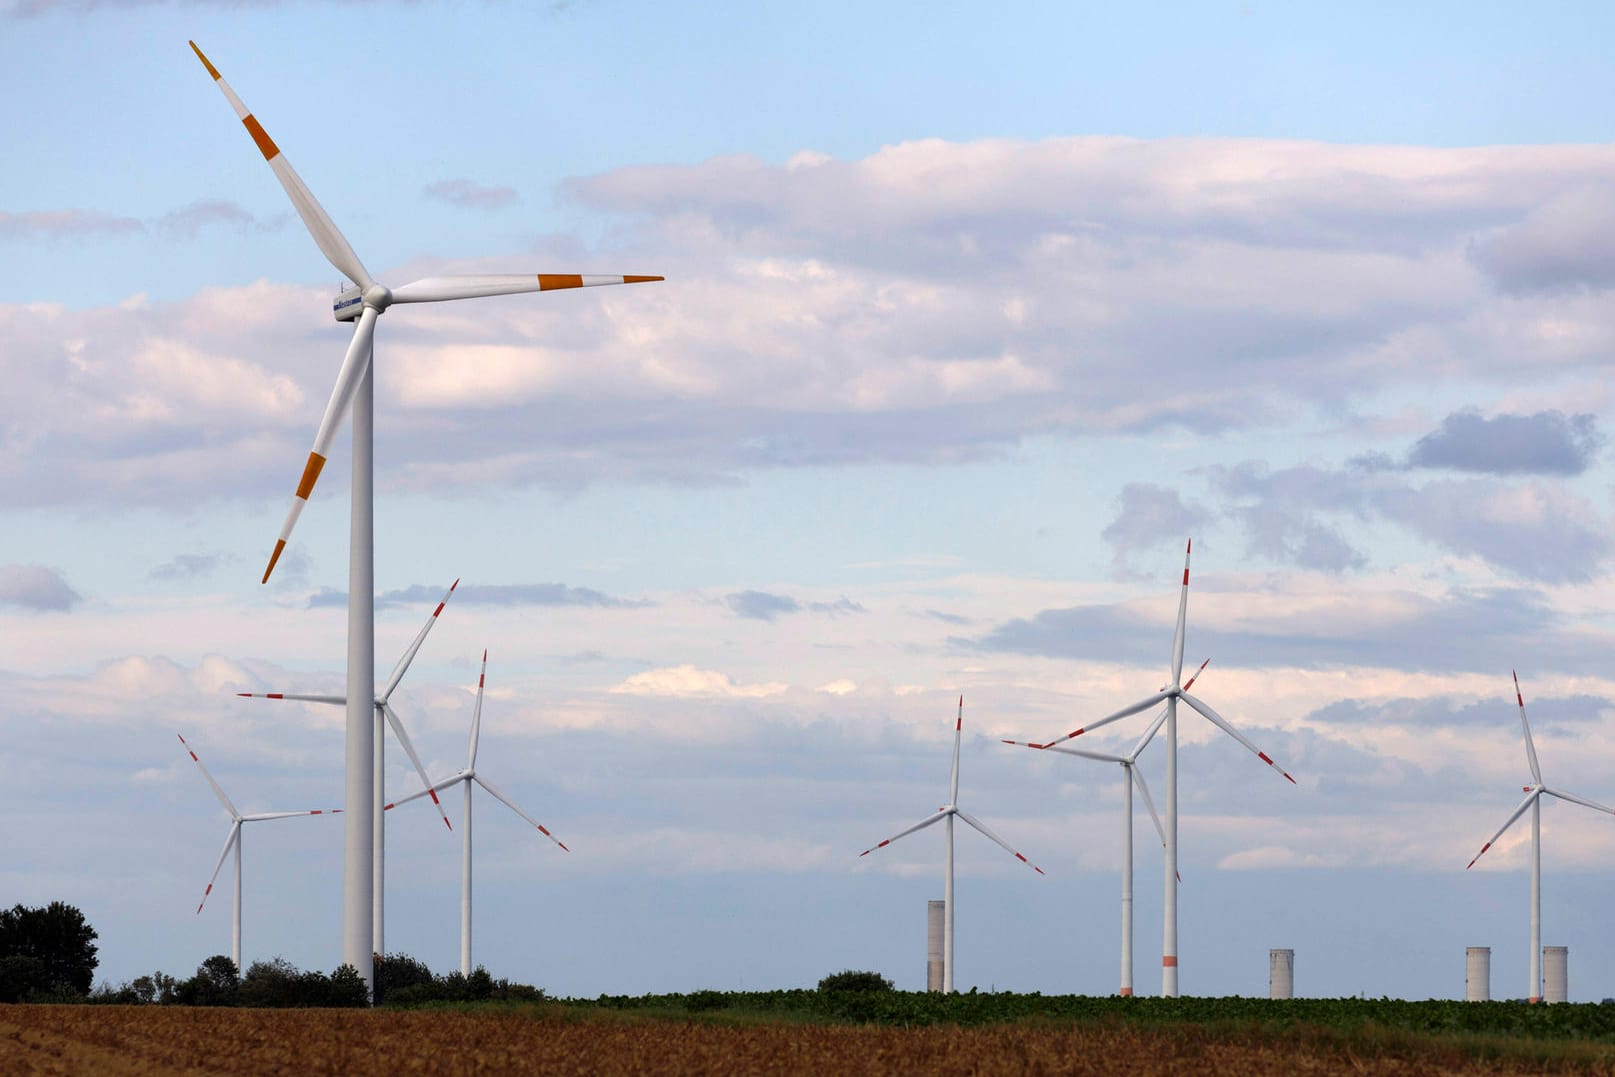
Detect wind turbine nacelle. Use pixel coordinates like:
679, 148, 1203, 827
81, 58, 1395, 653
333, 285, 365, 322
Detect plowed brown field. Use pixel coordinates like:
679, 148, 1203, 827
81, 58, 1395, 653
3, 1004, 1612, 1076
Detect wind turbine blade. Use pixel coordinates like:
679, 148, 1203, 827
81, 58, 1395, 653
1037, 689, 1175, 749
1466, 789, 1540, 869
381, 703, 452, 831
1514, 671, 1543, 786
1543, 786, 1615, 816
389, 274, 663, 304
262, 307, 378, 582
240, 809, 342, 822
1038, 746, 1129, 763
1132, 766, 1167, 849
1170, 539, 1191, 684
949, 696, 963, 805
380, 578, 460, 702
235, 692, 346, 705
953, 809, 1045, 875
1179, 690, 1297, 784
196, 822, 240, 914
1181, 657, 1210, 693
1125, 706, 1172, 762
189, 42, 373, 290
384, 773, 465, 811
177, 734, 239, 818
473, 775, 569, 851
468, 650, 487, 770
858, 809, 948, 857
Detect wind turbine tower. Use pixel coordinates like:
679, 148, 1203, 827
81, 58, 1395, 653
1466, 672, 1615, 1003
859, 697, 1044, 992
389, 650, 569, 975
190, 42, 661, 992
1029, 541, 1295, 996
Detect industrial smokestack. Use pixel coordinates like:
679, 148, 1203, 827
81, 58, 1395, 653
1465, 947, 1490, 1002
1543, 946, 1568, 1003
926, 900, 945, 992
1269, 949, 1294, 999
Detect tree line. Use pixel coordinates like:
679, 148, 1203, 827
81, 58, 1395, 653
0, 901, 541, 1007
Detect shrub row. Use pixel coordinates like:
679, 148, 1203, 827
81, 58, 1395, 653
582, 988, 1615, 1040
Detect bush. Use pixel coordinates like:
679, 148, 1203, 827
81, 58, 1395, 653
328, 964, 370, 1007
235, 956, 367, 1008
375, 951, 434, 1004
683, 989, 729, 1012
818, 970, 895, 993
183, 955, 239, 1007
238, 957, 301, 1008
372, 954, 541, 1006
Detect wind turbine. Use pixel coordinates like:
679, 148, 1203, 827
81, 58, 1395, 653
1001, 658, 1207, 996
858, 697, 1045, 993
1030, 541, 1295, 997
389, 650, 568, 974
190, 42, 661, 990
1466, 671, 1615, 1003
236, 578, 461, 959
178, 734, 340, 972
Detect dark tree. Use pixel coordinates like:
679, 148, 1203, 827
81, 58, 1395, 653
181, 955, 239, 1006
817, 969, 895, 992
327, 964, 370, 1007
374, 951, 434, 1004
0, 956, 48, 1003
0, 902, 99, 996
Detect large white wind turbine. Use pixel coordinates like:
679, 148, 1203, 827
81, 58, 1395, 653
178, 734, 340, 972
858, 697, 1045, 993
1001, 658, 1207, 996
1466, 671, 1615, 1004
190, 42, 661, 989
389, 650, 569, 975
1029, 541, 1295, 997
236, 579, 462, 959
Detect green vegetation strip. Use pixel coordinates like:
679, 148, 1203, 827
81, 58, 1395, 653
574, 990, 1615, 1041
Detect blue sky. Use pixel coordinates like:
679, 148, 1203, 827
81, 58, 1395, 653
7, 0, 1615, 1003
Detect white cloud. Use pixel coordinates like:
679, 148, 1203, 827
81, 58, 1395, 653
608, 664, 788, 699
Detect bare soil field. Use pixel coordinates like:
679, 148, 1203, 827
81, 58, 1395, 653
3, 1003, 1613, 1076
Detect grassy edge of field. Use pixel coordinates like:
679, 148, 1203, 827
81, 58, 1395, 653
387, 995, 1615, 1070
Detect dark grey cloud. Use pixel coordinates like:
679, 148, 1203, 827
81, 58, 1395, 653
0, 564, 82, 611
1101, 484, 1211, 575
1237, 505, 1366, 574
725, 590, 800, 621
153, 200, 263, 240
0, 209, 141, 242
1469, 185, 1615, 294
1, 201, 269, 243
961, 584, 1612, 676
724, 590, 866, 622
308, 582, 647, 611
148, 553, 223, 582
1305, 692, 1611, 734
424, 179, 519, 211
1207, 459, 1610, 584
1407, 410, 1601, 476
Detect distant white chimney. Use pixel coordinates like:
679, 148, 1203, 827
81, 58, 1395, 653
927, 901, 945, 992
1269, 949, 1294, 999
1465, 947, 1491, 1002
